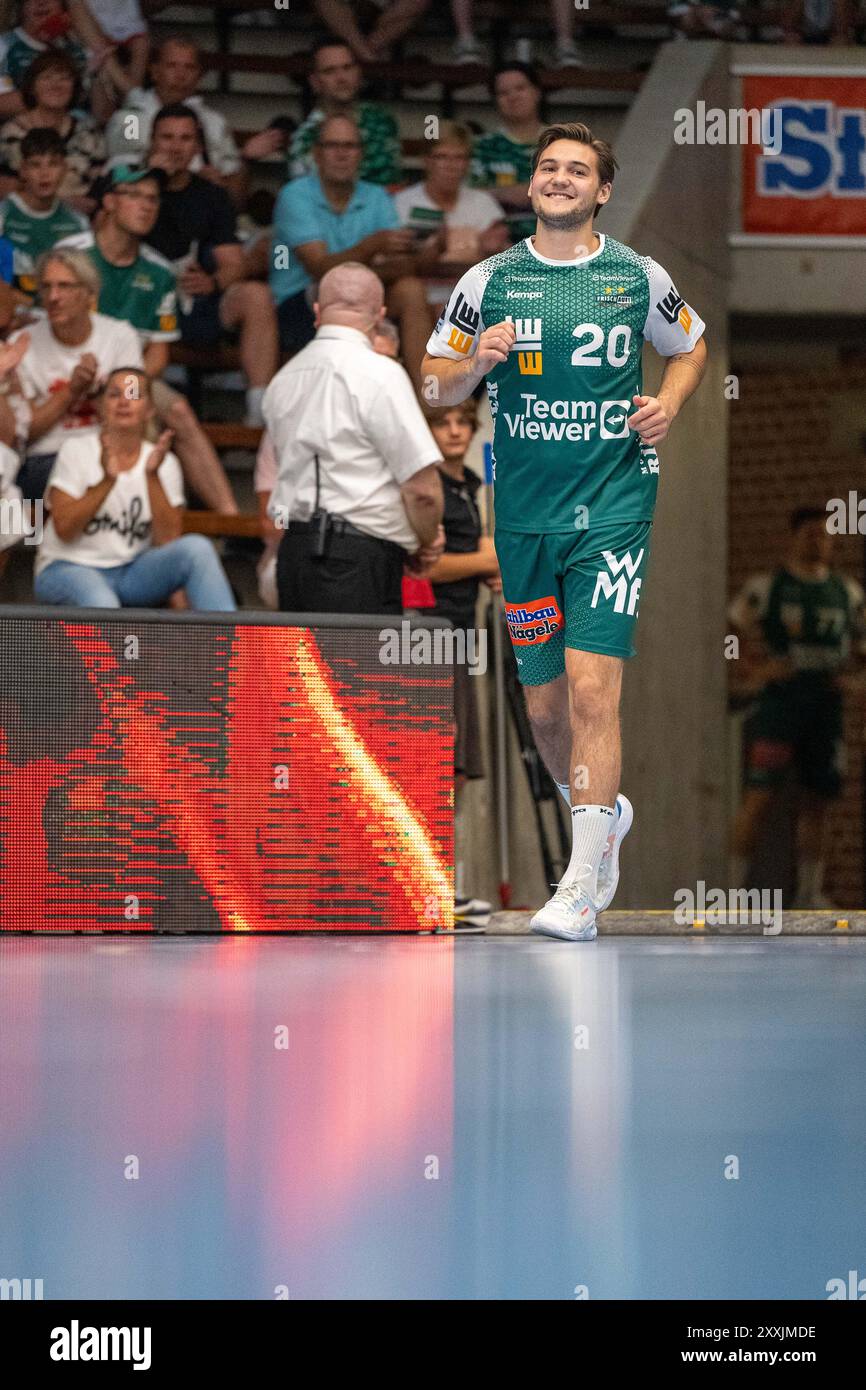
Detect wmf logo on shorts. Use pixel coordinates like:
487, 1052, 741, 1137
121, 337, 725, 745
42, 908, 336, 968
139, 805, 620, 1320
591, 549, 644, 615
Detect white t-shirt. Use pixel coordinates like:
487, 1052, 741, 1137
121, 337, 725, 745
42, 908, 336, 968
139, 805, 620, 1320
82, 0, 147, 43
262, 324, 441, 552
37, 434, 185, 575
105, 89, 242, 176
11, 313, 144, 458
393, 181, 505, 303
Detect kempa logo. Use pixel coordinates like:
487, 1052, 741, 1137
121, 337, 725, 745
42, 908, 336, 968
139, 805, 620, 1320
0, 1276, 43, 1299
50, 1321, 152, 1370
0, 495, 43, 545
505, 315, 542, 374
591, 549, 643, 615
506, 289, 543, 298
502, 393, 631, 442
379, 620, 487, 675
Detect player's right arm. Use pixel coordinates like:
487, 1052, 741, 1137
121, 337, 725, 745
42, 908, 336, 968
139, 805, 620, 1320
420, 265, 515, 406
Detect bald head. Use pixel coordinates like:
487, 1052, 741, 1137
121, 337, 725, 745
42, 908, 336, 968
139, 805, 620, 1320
316, 262, 385, 331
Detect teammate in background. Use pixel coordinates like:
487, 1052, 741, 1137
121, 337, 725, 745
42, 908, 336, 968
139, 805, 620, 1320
426, 397, 500, 929
423, 122, 708, 941
0, 127, 86, 298
729, 508, 866, 908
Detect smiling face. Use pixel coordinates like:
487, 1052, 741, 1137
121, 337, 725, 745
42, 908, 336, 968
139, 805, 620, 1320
32, 62, 75, 113
528, 139, 611, 232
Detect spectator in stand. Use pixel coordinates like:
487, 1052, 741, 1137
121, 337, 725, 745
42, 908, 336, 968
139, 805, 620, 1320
668, 0, 741, 38
34, 365, 235, 610
0, 48, 105, 212
450, 0, 584, 66
783, 0, 851, 41
106, 36, 246, 208
74, 0, 149, 111
425, 398, 500, 927
262, 262, 444, 617
269, 113, 435, 392
470, 63, 545, 244
285, 41, 400, 187
145, 103, 277, 427
0, 0, 88, 121
57, 163, 238, 513
0, 331, 31, 552
394, 121, 509, 309
312, 0, 431, 65
8, 247, 144, 500
0, 127, 86, 297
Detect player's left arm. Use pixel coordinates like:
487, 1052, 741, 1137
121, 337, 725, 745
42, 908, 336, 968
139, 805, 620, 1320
629, 260, 708, 445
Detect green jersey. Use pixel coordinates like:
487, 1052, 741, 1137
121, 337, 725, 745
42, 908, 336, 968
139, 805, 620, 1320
730, 568, 866, 678
470, 127, 536, 241
56, 230, 179, 343
0, 194, 87, 295
426, 234, 705, 533
290, 102, 401, 186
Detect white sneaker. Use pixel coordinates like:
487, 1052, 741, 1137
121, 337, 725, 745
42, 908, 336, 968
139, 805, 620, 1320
452, 35, 485, 64
594, 793, 633, 913
530, 881, 597, 941
553, 41, 585, 68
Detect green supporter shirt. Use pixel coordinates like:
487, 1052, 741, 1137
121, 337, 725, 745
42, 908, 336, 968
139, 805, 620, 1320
425, 233, 706, 533
0, 194, 88, 295
729, 568, 866, 679
289, 102, 401, 185
56, 229, 179, 344
470, 128, 536, 242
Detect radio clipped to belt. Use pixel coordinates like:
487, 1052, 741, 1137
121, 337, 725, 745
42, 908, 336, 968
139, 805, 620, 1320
309, 453, 331, 561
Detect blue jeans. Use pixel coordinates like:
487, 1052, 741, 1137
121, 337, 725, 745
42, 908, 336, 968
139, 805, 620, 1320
34, 535, 237, 611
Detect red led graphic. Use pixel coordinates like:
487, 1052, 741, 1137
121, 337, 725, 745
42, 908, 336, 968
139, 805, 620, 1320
0, 620, 454, 931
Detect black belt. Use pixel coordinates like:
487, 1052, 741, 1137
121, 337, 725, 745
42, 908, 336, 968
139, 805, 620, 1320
287, 517, 405, 555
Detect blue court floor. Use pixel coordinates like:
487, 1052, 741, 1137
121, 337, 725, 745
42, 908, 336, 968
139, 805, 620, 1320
1, 935, 864, 1300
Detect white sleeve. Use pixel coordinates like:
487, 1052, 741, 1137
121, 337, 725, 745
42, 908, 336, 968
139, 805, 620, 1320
156, 451, 185, 507
366, 365, 442, 486
728, 573, 772, 630
642, 258, 706, 356
474, 190, 508, 227
116, 320, 145, 369
425, 263, 487, 360
214, 114, 242, 175
46, 438, 100, 501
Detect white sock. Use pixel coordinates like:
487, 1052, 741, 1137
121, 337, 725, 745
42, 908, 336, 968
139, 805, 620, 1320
245, 387, 266, 426
554, 780, 571, 808
563, 804, 615, 895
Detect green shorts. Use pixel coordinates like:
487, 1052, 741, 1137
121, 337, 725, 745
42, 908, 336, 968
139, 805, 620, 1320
744, 679, 844, 798
496, 521, 653, 686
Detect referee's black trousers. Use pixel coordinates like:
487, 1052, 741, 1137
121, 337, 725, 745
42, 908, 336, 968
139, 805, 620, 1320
276, 528, 405, 616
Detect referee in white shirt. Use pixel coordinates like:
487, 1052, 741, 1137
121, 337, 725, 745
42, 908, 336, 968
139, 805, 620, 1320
262, 264, 445, 615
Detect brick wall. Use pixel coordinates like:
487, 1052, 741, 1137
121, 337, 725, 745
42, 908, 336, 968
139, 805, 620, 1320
729, 365, 866, 907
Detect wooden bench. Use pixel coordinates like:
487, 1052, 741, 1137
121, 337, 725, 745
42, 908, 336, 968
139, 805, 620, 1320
182, 510, 262, 538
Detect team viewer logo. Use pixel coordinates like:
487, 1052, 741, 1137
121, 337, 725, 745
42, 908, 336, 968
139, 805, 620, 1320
447, 291, 480, 354
505, 316, 543, 374
505, 595, 563, 644
591, 550, 644, 615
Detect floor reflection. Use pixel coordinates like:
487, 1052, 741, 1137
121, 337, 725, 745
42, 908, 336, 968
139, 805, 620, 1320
1, 936, 864, 1299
